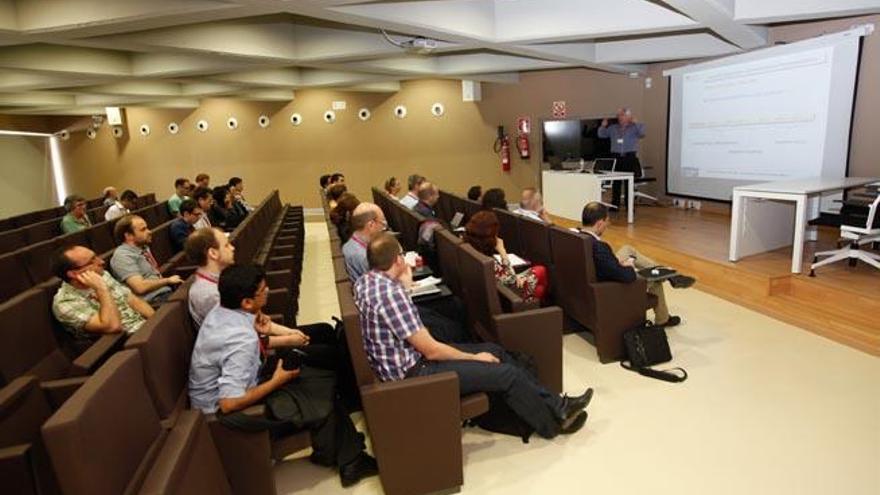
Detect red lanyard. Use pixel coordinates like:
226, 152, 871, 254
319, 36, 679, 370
351, 234, 367, 249
143, 249, 159, 271
195, 271, 218, 284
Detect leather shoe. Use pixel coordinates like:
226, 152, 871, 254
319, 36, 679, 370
559, 411, 588, 435
559, 388, 593, 421
340, 453, 379, 488
657, 315, 681, 328
669, 275, 696, 289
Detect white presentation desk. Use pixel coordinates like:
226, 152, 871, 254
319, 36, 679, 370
729, 177, 880, 273
542, 170, 635, 224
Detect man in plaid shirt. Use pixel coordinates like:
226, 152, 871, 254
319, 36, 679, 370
354, 232, 593, 439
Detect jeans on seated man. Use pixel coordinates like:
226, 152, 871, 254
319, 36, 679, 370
188, 264, 377, 487
580, 201, 695, 327
353, 232, 593, 439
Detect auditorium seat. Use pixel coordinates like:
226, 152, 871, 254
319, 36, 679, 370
21, 238, 60, 285
86, 221, 116, 256
435, 228, 464, 296
457, 243, 563, 393
41, 351, 233, 495
23, 219, 61, 245
549, 226, 655, 362
56, 229, 89, 251
0, 251, 33, 304
494, 208, 524, 256
138, 204, 160, 228
336, 280, 488, 495
0, 375, 61, 495
0, 288, 124, 407
0, 228, 26, 254
333, 256, 349, 283
125, 299, 307, 495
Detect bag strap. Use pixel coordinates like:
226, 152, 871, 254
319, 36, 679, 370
621, 361, 688, 383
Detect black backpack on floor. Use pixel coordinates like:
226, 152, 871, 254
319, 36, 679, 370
472, 351, 537, 443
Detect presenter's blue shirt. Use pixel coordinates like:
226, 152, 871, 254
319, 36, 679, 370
598, 122, 645, 154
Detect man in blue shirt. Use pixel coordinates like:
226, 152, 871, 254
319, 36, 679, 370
188, 264, 377, 487
598, 108, 646, 206
169, 199, 201, 252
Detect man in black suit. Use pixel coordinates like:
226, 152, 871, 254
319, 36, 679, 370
580, 202, 694, 327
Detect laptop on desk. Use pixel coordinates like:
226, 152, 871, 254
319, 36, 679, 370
594, 158, 616, 173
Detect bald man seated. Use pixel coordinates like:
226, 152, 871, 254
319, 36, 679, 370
513, 188, 551, 223
342, 202, 388, 283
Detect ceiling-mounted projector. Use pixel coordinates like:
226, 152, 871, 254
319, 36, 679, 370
403, 37, 438, 54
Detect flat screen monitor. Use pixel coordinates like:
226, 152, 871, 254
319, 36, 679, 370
542, 118, 614, 164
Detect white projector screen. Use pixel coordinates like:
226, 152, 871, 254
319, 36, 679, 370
665, 27, 868, 202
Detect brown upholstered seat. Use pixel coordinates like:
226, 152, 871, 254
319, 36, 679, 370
42, 351, 232, 495
0, 376, 61, 495
0, 250, 33, 304
0, 288, 123, 406
0, 228, 26, 255
548, 226, 655, 362
336, 280, 488, 495
456, 243, 564, 393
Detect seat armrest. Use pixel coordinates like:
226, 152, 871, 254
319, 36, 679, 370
40, 376, 89, 409
496, 282, 540, 313
0, 376, 38, 410
70, 333, 126, 375
493, 307, 564, 394
0, 444, 38, 494
206, 409, 275, 495
359, 372, 465, 495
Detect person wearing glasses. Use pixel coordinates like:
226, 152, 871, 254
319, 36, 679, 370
51, 245, 154, 344
341, 202, 388, 283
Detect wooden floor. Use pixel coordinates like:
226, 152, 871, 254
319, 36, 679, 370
551, 205, 880, 357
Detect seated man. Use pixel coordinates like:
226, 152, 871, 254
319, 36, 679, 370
467, 185, 482, 202
105, 189, 137, 221
513, 187, 551, 223
102, 186, 118, 207
168, 177, 191, 216
51, 245, 154, 344
60, 195, 92, 233
413, 181, 439, 219
342, 202, 387, 283
169, 199, 201, 252
580, 202, 695, 327
195, 173, 210, 189
354, 233, 592, 439
110, 215, 183, 305
191, 187, 214, 230
188, 264, 377, 487
399, 174, 425, 209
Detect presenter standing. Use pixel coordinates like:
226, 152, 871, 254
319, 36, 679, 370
598, 108, 645, 207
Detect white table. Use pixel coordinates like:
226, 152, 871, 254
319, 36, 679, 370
729, 177, 880, 273
542, 170, 635, 224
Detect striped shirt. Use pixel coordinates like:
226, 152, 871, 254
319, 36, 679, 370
353, 270, 423, 382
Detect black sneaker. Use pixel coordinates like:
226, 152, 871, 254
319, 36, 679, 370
559, 411, 588, 435
669, 275, 696, 289
657, 315, 681, 328
339, 453, 379, 488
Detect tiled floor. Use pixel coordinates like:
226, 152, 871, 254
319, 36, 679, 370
277, 222, 880, 495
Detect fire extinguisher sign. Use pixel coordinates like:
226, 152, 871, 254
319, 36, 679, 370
552, 101, 566, 119
516, 117, 531, 135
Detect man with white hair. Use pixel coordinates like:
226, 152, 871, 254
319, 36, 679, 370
513, 187, 550, 223
598, 108, 646, 207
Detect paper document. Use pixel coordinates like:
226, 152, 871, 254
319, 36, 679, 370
410, 276, 442, 296
494, 253, 529, 268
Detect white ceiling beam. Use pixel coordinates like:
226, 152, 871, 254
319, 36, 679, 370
594, 33, 740, 63
0, 44, 132, 76
734, 0, 880, 24
210, 67, 302, 87
0, 91, 76, 106
75, 80, 184, 97
235, 88, 295, 101
657, 0, 767, 49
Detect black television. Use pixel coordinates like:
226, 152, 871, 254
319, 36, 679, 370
542, 118, 615, 165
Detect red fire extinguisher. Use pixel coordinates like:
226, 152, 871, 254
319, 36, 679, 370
516, 133, 530, 159
495, 126, 511, 172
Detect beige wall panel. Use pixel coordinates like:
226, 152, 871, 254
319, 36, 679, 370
0, 135, 56, 217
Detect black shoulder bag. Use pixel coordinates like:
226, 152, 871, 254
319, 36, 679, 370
621, 322, 688, 383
